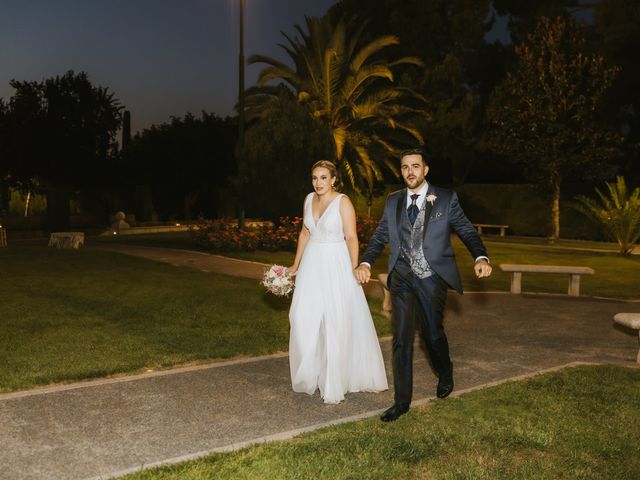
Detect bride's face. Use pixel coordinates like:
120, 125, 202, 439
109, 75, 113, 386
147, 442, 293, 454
312, 167, 335, 196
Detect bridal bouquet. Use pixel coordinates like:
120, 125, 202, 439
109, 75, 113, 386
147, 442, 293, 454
262, 264, 294, 297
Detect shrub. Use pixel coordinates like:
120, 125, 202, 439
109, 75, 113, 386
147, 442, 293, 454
572, 176, 640, 255
190, 216, 380, 253
189, 218, 263, 252
259, 216, 301, 251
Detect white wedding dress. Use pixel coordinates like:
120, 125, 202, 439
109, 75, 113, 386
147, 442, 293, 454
289, 193, 388, 403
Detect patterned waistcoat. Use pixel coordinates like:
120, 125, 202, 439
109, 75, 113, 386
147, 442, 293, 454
399, 199, 433, 279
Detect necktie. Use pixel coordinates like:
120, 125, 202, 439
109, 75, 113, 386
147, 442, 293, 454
407, 194, 419, 225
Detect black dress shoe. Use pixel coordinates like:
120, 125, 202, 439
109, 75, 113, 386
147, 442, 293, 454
380, 404, 409, 422
436, 378, 454, 398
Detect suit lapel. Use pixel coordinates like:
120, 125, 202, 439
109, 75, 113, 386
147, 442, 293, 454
422, 184, 435, 241
395, 189, 406, 234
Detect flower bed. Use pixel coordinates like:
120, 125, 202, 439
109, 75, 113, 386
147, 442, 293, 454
190, 216, 379, 252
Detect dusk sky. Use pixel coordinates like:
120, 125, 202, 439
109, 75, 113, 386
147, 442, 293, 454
0, 0, 338, 134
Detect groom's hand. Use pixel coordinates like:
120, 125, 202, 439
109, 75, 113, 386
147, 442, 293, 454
354, 264, 371, 284
474, 259, 492, 278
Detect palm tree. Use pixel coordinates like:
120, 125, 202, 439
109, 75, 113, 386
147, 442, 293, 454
573, 176, 640, 255
244, 14, 425, 199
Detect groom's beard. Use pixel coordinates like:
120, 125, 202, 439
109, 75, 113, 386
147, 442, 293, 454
404, 176, 426, 191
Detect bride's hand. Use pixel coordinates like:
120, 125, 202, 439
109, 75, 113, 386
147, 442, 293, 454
354, 264, 371, 284
288, 265, 298, 275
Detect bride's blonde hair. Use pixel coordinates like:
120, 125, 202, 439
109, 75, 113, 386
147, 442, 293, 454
311, 160, 341, 190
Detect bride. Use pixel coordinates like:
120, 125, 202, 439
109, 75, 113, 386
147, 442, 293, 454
288, 160, 388, 404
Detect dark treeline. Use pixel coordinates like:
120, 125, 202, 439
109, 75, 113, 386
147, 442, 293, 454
0, 71, 121, 229
327, 0, 638, 186
127, 112, 237, 222
240, 0, 639, 237
0, 71, 236, 227
0, 0, 638, 234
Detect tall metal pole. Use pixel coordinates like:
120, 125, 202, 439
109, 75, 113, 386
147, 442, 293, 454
237, 0, 246, 229
238, 0, 245, 146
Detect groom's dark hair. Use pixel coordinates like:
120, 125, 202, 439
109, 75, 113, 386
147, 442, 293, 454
400, 147, 429, 166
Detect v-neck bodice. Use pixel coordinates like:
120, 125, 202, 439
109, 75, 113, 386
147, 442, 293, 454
304, 193, 344, 242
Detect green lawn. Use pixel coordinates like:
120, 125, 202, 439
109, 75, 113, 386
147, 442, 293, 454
481, 234, 622, 251
90, 231, 196, 250
459, 239, 640, 299
122, 365, 640, 480
0, 246, 388, 392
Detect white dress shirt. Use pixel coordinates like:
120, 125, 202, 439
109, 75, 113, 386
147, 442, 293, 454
406, 182, 429, 210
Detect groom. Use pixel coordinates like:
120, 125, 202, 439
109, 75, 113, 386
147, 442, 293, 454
355, 147, 492, 422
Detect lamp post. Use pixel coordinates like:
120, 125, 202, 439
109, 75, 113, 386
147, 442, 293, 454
238, 0, 245, 146
237, 0, 246, 229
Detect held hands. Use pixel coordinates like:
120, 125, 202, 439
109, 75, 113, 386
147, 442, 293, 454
474, 259, 492, 278
354, 264, 371, 284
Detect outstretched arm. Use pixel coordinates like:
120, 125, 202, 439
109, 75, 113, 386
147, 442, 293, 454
448, 192, 492, 278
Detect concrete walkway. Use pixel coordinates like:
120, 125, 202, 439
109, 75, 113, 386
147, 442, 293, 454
2, 244, 640, 480
91, 244, 270, 279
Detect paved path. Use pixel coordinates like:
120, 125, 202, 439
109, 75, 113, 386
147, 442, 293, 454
2, 245, 639, 480
92, 244, 269, 278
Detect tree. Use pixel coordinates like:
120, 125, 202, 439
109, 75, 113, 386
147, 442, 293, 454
593, 0, 640, 182
129, 112, 236, 220
486, 16, 623, 240
573, 176, 640, 255
245, 14, 425, 201
239, 89, 333, 219
0, 71, 122, 228
0, 99, 9, 215
492, 0, 587, 44
330, 0, 514, 185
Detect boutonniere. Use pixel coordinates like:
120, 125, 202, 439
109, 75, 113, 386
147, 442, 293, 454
426, 194, 437, 205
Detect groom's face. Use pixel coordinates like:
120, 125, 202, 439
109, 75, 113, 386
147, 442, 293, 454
400, 154, 429, 191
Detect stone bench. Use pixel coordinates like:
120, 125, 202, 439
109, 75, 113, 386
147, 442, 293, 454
474, 223, 509, 236
48, 232, 85, 249
0, 225, 6, 247
613, 313, 640, 364
499, 264, 595, 296
377, 273, 392, 318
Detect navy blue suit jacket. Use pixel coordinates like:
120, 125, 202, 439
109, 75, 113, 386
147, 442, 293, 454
361, 185, 487, 294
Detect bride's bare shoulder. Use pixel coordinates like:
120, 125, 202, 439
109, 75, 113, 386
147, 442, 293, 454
338, 193, 355, 210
